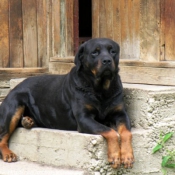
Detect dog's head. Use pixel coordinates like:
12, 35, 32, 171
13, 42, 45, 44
74, 38, 120, 89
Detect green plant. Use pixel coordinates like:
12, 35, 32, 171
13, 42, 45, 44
152, 132, 175, 175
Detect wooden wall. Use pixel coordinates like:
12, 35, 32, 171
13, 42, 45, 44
1, 0, 175, 67
50, 0, 175, 86
1, 0, 175, 85
0, 0, 48, 68
0, 0, 74, 69
92, 0, 175, 62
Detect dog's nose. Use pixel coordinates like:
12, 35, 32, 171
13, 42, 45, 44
102, 58, 111, 65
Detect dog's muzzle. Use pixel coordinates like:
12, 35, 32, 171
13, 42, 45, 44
102, 57, 112, 66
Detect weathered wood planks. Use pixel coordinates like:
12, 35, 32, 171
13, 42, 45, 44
0, 0, 10, 68
92, 0, 175, 62
37, 0, 47, 67
49, 57, 175, 85
9, 0, 23, 68
0, 67, 48, 80
0, 0, 49, 68
92, 0, 141, 60
22, 0, 38, 67
164, 0, 175, 61
0, 0, 175, 86
3, 0, 74, 68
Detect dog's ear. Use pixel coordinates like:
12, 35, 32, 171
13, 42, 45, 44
74, 42, 86, 70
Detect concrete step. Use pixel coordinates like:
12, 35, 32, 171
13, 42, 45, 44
0, 79, 11, 102
123, 83, 175, 129
0, 79, 175, 174
0, 88, 10, 102
0, 160, 85, 175
10, 78, 26, 89
8, 127, 175, 175
9, 78, 175, 129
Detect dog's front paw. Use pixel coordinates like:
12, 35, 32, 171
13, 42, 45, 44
121, 150, 134, 168
108, 152, 121, 168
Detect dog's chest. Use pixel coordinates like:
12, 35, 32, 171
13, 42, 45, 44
75, 85, 119, 119
91, 96, 114, 120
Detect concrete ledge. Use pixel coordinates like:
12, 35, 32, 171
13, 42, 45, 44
0, 88, 10, 101
0, 160, 85, 175
9, 79, 175, 129
123, 83, 175, 129
9, 79, 175, 128
1, 79, 175, 174
9, 128, 108, 174
10, 78, 26, 89
0, 80, 10, 88
8, 127, 175, 175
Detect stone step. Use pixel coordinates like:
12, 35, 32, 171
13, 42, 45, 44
9, 78, 175, 129
8, 127, 175, 175
0, 160, 85, 175
10, 78, 26, 89
0, 88, 10, 102
1, 79, 175, 174
123, 83, 175, 129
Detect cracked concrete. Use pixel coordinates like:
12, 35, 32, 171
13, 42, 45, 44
0, 80, 175, 174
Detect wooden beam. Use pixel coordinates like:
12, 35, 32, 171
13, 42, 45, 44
49, 58, 175, 86
164, 0, 175, 61
140, 0, 161, 61
49, 62, 74, 75
37, 0, 47, 67
0, 68, 48, 80
92, 0, 100, 38
50, 56, 74, 63
0, 0, 10, 68
119, 60, 175, 68
112, 0, 121, 46
22, 0, 38, 67
51, 0, 60, 57
160, 0, 165, 61
0, 67, 48, 73
60, 0, 66, 57
9, 0, 23, 68
73, 0, 79, 54
120, 66, 175, 86
49, 57, 175, 68
66, 0, 74, 56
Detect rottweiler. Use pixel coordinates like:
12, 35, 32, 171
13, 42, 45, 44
0, 38, 134, 168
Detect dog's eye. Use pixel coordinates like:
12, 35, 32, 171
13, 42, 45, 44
110, 50, 116, 55
91, 51, 99, 57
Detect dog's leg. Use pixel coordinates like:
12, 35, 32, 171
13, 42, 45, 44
0, 106, 25, 162
21, 116, 35, 129
101, 129, 121, 168
76, 115, 121, 168
118, 124, 134, 168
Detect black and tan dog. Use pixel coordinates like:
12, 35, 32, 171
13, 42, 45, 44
0, 38, 134, 168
